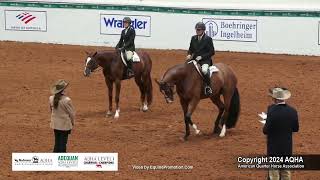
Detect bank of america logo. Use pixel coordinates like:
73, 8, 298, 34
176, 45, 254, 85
204, 20, 218, 38
16, 12, 36, 24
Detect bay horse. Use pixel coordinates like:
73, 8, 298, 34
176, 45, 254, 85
156, 61, 240, 141
83, 50, 153, 118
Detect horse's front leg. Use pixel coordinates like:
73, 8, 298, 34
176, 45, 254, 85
114, 79, 121, 119
105, 79, 113, 117
183, 98, 200, 141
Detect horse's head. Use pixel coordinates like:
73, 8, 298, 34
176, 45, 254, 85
155, 79, 175, 104
83, 51, 99, 77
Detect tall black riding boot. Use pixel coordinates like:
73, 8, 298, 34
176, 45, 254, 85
204, 73, 213, 96
127, 59, 134, 77
122, 50, 134, 77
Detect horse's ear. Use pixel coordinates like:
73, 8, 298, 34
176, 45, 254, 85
93, 51, 98, 57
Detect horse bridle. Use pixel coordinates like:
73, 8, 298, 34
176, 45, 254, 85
160, 82, 174, 101
86, 56, 102, 73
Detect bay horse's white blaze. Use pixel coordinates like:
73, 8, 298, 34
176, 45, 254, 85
86, 57, 92, 66
84, 57, 92, 74
219, 124, 226, 137
192, 124, 201, 135
114, 109, 120, 119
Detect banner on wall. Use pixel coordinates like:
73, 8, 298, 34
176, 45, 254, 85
100, 14, 151, 37
202, 18, 257, 42
5, 10, 47, 32
12, 153, 118, 171
318, 21, 320, 45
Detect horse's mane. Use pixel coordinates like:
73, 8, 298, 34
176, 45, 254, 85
162, 63, 187, 82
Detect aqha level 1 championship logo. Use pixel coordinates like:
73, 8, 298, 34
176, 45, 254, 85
84, 155, 115, 168
5, 10, 47, 31
58, 155, 78, 168
100, 14, 151, 37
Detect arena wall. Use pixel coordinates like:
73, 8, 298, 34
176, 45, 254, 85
0, 1, 319, 56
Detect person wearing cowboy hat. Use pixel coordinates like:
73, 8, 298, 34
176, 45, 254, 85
263, 87, 299, 180
115, 16, 136, 77
49, 79, 75, 153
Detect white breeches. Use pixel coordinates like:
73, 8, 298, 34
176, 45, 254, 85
125, 51, 133, 61
201, 64, 209, 74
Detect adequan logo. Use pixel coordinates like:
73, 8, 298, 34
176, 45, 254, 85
58, 155, 78, 168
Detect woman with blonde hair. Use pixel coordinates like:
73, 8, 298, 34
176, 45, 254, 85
49, 79, 75, 152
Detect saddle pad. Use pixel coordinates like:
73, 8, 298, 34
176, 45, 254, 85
121, 51, 140, 66
188, 60, 219, 78
209, 65, 219, 77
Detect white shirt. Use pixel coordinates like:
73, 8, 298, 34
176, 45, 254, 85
198, 33, 204, 41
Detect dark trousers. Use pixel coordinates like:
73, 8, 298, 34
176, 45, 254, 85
53, 129, 71, 153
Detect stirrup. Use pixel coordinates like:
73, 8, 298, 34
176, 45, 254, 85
127, 69, 134, 77
205, 86, 213, 95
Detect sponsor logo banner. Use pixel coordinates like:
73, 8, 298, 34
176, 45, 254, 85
202, 18, 257, 42
100, 14, 151, 37
12, 153, 118, 171
5, 10, 47, 31
318, 21, 320, 45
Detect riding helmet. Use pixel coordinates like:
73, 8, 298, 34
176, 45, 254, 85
123, 17, 132, 23
195, 22, 206, 30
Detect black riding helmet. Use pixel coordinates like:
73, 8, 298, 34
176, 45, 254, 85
123, 17, 132, 23
195, 22, 206, 30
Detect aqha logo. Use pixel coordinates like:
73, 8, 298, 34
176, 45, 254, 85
16, 12, 36, 24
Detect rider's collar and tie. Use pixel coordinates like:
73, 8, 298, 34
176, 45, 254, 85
198, 33, 204, 41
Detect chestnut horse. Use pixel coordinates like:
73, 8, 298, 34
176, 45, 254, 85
84, 50, 153, 118
156, 61, 240, 140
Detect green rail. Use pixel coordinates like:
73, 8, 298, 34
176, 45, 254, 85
0, 1, 319, 17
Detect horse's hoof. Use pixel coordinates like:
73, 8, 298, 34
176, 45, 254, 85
140, 104, 148, 112
195, 130, 201, 135
213, 128, 221, 134
106, 111, 113, 117
219, 126, 226, 137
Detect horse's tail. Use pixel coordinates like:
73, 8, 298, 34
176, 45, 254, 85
226, 88, 240, 129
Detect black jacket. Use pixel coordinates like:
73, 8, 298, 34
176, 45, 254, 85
116, 26, 135, 51
263, 104, 299, 156
188, 34, 215, 66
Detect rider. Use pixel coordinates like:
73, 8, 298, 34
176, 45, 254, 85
115, 17, 136, 76
186, 22, 215, 95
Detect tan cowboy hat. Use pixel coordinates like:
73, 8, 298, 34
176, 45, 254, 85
269, 87, 291, 100
50, 79, 69, 94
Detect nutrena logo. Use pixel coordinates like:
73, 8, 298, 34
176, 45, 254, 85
103, 17, 148, 29
16, 12, 36, 24
100, 14, 151, 37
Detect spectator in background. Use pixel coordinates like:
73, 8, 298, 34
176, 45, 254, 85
49, 80, 75, 153
263, 87, 299, 180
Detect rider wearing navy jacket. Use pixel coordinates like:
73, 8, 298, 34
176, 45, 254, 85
186, 22, 215, 95
116, 17, 136, 76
